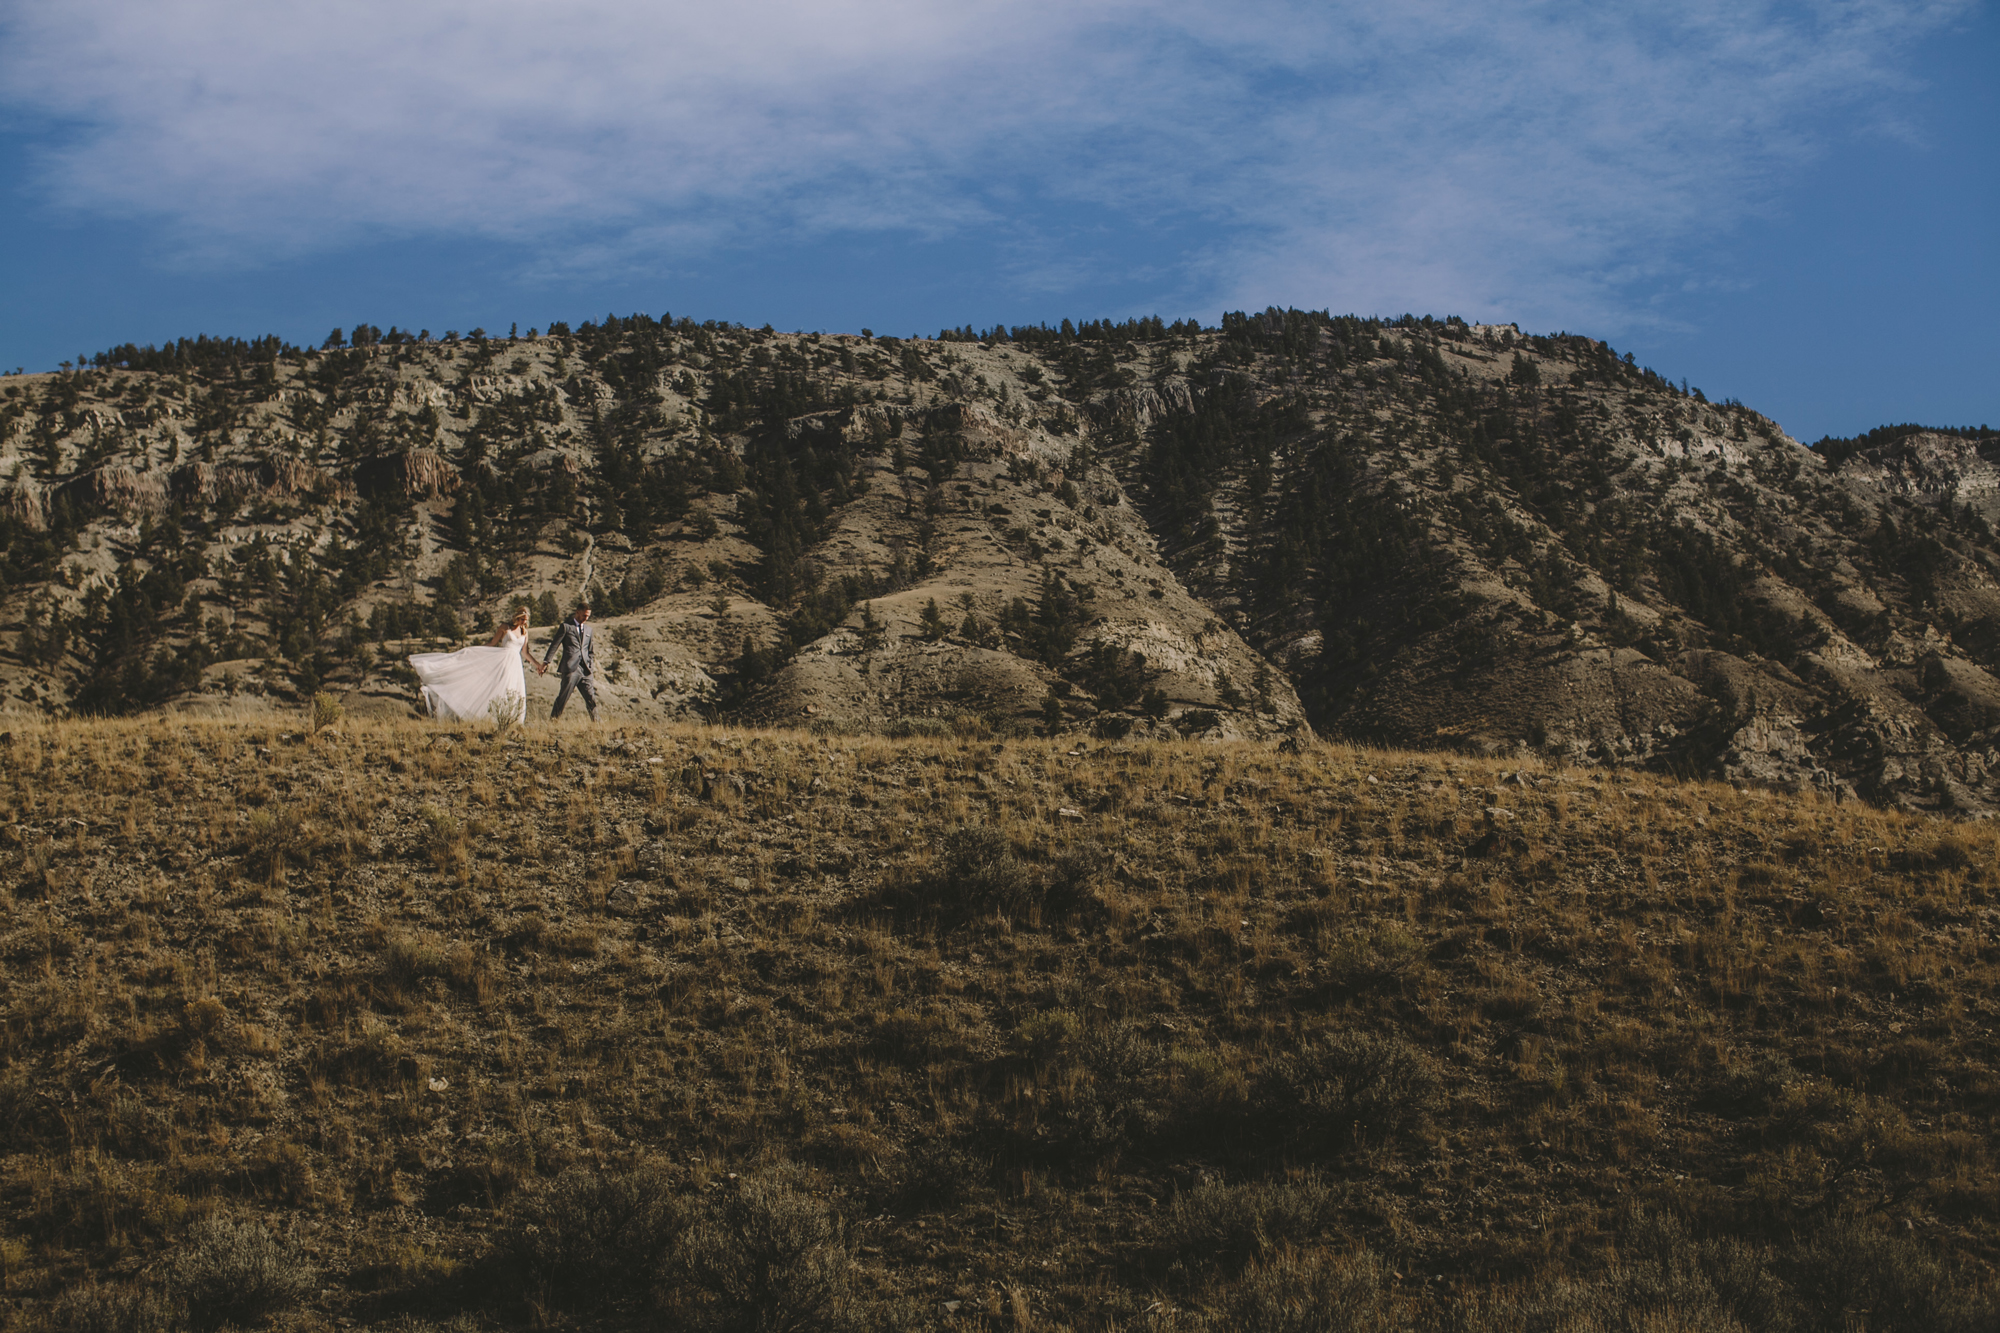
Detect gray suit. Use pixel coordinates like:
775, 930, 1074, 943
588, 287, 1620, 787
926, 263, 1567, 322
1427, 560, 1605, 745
542, 615, 599, 720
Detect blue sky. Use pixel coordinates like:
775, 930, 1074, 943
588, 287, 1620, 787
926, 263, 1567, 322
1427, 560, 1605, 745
0, 1, 1992, 443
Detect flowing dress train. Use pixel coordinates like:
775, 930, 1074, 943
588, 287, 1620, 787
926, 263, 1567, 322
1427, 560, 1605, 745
409, 627, 529, 722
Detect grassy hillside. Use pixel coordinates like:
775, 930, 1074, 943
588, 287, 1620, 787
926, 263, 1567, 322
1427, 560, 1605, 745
2, 717, 1998, 1330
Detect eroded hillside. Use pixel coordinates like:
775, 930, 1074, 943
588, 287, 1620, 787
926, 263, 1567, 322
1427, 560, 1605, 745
4, 313, 2000, 808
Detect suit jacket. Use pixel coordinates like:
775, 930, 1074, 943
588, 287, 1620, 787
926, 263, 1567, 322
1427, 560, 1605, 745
542, 616, 596, 681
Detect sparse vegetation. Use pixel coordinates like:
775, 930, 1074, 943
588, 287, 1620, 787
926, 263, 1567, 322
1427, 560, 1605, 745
0, 717, 1996, 1330
10, 310, 2000, 813
163, 1216, 315, 1330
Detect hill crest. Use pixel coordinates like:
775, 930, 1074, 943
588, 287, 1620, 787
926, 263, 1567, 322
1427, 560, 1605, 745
4, 311, 2000, 811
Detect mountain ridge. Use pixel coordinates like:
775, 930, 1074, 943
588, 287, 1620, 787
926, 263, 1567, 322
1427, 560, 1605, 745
3, 310, 1998, 812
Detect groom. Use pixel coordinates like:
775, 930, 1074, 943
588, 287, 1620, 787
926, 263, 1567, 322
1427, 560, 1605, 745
539, 600, 599, 723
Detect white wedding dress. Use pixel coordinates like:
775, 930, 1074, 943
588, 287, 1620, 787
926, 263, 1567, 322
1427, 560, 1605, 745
409, 628, 529, 723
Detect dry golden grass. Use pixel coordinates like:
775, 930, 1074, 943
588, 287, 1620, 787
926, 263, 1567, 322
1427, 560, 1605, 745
1, 717, 1997, 1330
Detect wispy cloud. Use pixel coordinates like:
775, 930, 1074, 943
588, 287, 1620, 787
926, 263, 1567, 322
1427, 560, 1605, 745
0, 1, 1972, 329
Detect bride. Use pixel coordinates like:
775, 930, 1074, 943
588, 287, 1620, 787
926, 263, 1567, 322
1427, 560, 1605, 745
409, 605, 537, 723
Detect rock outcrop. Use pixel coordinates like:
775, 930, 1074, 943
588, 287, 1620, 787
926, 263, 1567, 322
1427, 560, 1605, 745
353, 449, 460, 501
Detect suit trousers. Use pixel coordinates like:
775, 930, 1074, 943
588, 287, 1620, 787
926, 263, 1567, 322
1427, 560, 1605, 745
551, 673, 599, 720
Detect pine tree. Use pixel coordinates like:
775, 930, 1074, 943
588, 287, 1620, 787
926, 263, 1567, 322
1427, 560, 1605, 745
1041, 686, 1066, 734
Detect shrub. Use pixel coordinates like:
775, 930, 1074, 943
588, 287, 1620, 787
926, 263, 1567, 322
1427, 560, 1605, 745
1162, 1046, 1254, 1132
1896, 833, 1977, 874
668, 1166, 855, 1333
1043, 844, 1109, 918
1783, 1219, 1998, 1333
1026, 1077, 1135, 1168
488, 690, 524, 737
895, 1137, 989, 1211
867, 1007, 970, 1065
318, 1018, 410, 1088
1158, 1175, 1344, 1277
165, 1216, 315, 1331
1612, 1211, 1791, 1333
1177, 708, 1221, 735
1321, 927, 1425, 992
309, 691, 343, 733
491, 1166, 685, 1311
381, 931, 476, 988
931, 825, 1035, 916
947, 712, 993, 739
1015, 1008, 1084, 1061
417, 803, 467, 872
993, 1019, 1165, 1169
1699, 1050, 1800, 1116
1259, 1032, 1442, 1151
908, 826, 1106, 925
242, 807, 304, 882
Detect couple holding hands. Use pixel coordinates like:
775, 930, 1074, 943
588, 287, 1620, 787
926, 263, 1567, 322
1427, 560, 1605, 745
408, 600, 600, 724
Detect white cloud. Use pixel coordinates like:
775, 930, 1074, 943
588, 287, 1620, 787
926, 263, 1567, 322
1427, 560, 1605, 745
0, 1, 1972, 328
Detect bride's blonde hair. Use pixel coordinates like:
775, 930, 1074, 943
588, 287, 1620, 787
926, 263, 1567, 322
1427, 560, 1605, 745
511, 605, 530, 627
